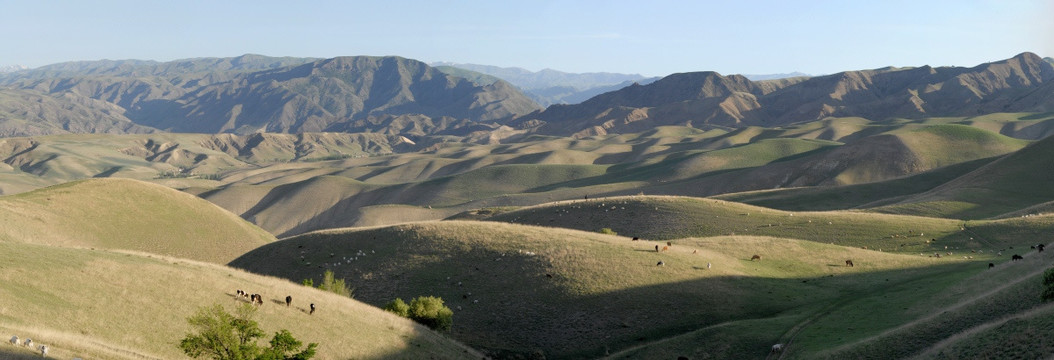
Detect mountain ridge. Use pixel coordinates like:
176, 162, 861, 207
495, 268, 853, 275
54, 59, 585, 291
511, 52, 1054, 137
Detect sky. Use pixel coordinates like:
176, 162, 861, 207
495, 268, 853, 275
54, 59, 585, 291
2, 0, 1051, 77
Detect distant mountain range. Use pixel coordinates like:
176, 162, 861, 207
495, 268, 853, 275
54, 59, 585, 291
0, 65, 28, 73
512, 52, 1054, 137
432, 62, 661, 106
1, 53, 1052, 140
741, 72, 811, 81
0, 55, 541, 137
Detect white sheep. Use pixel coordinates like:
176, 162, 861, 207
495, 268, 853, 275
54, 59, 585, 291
9, 335, 17, 345
39, 344, 48, 357
24, 338, 32, 348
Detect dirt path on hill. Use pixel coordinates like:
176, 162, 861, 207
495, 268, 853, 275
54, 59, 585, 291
808, 244, 1052, 358
909, 302, 1054, 359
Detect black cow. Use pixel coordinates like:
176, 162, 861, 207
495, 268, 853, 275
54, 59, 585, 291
285, 295, 292, 307
1012, 254, 1023, 261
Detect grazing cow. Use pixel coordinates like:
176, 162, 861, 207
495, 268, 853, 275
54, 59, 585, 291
845, 260, 854, 267
1039, 244, 1046, 253
772, 343, 783, 353
24, 338, 31, 348
285, 295, 292, 307
632, 237, 640, 241
39, 344, 47, 357
655, 245, 659, 252
9, 335, 17, 345
237, 289, 244, 297
751, 254, 762, 261
657, 261, 665, 266
707, 262, 712, 270
667, 241, 672, 247
1012, 254, 1023, 261
310, 303, 316, 315
988, 262, 995, 269
662, 246, 669, 252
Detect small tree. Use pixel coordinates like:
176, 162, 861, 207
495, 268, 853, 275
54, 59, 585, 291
384, 298, 410, 317
179, 303, 317, 360
408, 296, 453, 332
1042, 267, 1054, 301
598, 228, 617, 235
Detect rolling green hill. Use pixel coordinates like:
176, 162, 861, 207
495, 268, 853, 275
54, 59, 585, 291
230, 218, 1054, 359
0, 242, 480, 360
0, 178, 275, 263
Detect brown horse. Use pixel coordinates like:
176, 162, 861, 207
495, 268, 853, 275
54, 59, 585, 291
751, 254, 762, 261
845, 259, 854, 267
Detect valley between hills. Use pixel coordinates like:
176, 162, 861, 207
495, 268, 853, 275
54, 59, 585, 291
2, 53, 1054, 359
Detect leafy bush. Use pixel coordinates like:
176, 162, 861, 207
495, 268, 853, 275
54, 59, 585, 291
1042, 267, 1054, 301
385, 296, 454, 331
408, 296, 454, 331
179, 303, 317, 360
384, 298, 410, 317
317, 270, 353, 298
598, 228, 617, 235
301, 278, 313, 287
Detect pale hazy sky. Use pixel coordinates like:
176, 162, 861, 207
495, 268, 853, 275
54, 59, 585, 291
2, 0, 1051, 77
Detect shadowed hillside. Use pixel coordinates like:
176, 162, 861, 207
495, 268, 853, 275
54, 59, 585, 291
0, 178, 275, 263
230, 220, 966, 359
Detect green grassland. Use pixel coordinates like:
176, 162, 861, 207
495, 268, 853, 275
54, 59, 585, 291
227, 219, 1046, 359
0, 242, 480, 360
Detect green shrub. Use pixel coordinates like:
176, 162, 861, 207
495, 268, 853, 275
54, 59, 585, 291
598, 228, 617, 235
1042, 268, 1054, 301
317, 270, 353, 298
179, 303, 317, 360
301, 278, 313, 287
408, 296, 454, 331
384, 298, 410, 317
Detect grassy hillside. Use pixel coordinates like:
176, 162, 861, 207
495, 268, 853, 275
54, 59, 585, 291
868, 134, 1054, 219
0, 178, 275, 263
230, 220, 986, 359
0, 242, 480, 360
482, 195, 1054, 254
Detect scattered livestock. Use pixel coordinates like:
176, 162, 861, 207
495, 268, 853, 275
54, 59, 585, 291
39, 344, 47, 357
1039, 244, 1046, 252
655, 245, 659, 252
9, 335, 17, 345
751, 254, 762, 261
707, 262, 712, 270
249, 294, 263, 306
989, 263, 995, 269
692, 249, 698, 254
24, 338, 32, 348
310, 303, 316, 315
632, 237, 639, 241
662, 246, 669, 252
772, 343, 784, 353
657, 261, 665, 266
845, 260, 854, 267
285, 295, 292, 307
1012, 254, 1023, 261
667, 241, 672, 247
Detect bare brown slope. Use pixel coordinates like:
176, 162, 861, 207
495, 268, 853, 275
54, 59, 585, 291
513, 53, 1054, 137
0, 178, 275, 263
141, 56, 542, 134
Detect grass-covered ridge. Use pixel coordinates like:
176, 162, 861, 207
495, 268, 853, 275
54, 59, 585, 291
0, 242, 480, 360
0, 178, 275, 263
